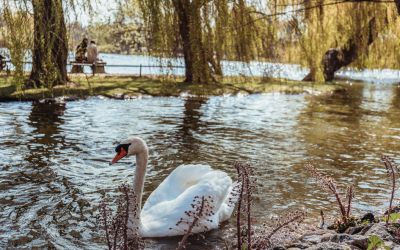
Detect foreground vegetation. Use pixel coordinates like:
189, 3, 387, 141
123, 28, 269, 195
97, 156, 400, 250
0, 75, 345, 101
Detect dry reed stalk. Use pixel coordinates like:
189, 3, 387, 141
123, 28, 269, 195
232, 161, 257, 250
381, 156, 399, 227
170, 195, 215, 250
254, 211, 307, 248
320, 210, 325, 228
236, 169, 245, 249
305, 164, 349, 222
346, 183, 355, 218
96, 182, 144, 250
98, 201, 112, 249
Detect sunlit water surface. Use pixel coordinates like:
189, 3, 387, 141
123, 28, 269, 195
1, 82, 400, 249
5, 52, 400, 83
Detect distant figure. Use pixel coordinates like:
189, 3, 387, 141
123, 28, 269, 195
0, 53, 6, 71
87, 40, 102, 63
75, 38, 88, 62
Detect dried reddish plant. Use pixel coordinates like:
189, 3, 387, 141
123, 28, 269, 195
98, 200, 114, 249
393, 226, 400, 244
346, 183, 355, 218
229, 162, 307, 249
253, 211, 307, 249
170, 195, 215, 250
381, 155, 399, 227
320, 210, 325, 228
232, 161, 257, 250
305, 164, 355, 225
96, 182, 144, 250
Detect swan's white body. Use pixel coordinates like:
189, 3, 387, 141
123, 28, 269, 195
110, 137, 237, 238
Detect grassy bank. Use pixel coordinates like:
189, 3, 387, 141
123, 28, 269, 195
0, 74, 346, 101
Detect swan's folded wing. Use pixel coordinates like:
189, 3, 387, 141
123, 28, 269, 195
142, 164, 212, 211
140, 170, 232, 237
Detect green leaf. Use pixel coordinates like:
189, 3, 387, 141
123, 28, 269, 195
242, 245, 248, 250
381, 213, 400, 222
368, 235, 384, 250
389, 214, 400, 222
383, 246, 391, 250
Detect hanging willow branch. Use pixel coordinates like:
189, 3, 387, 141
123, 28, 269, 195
1, 0, 93, 91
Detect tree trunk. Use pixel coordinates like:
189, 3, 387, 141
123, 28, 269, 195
395, 0, 400, 15
303, 18, 375, 82
30, 0, 69, 87
173, 0, 194, 82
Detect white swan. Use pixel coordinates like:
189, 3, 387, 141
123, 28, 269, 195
109, 137, 237, 237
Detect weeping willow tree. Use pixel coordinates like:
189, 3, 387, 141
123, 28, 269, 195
0, 5, 33, 92
134, 0, 400, 83
133, 0, 280, 83
267, 0, 400, 82
1, 0, 92, 92
3, 0, 400, 87
88, 2, 146, 55
29, 0, 69, 87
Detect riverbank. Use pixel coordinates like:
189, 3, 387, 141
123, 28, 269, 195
277, 212, 399, 250
0, 74, 346, 101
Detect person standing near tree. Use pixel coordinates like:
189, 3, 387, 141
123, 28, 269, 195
75, 38, 88, 62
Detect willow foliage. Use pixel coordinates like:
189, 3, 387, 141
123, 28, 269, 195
1, 0, 93, 93
133, 0, 400, 82
3, 0, 400, 86
88, 3, 146, 55
0, 3, 33, 92
134, 0, 280, 83
265, 0, 400, 81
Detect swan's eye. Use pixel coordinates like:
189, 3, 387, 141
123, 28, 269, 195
115, 143, 131, 156
115, 145, 122, 155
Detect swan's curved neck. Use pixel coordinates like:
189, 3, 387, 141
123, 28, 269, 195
133, 151, 147, 212
130, 150, 148, 230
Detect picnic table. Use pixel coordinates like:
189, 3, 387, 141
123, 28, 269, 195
70, 61, 107, 74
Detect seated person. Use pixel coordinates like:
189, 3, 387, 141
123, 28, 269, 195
0, 53, 5, 70
87, 40, 103, 63
75, 38, 88, 62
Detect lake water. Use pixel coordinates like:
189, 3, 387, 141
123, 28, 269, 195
1, 82, 400, 249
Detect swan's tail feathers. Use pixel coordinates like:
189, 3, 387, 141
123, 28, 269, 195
218, 181, 241, 222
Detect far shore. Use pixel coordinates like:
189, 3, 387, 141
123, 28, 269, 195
0, 74, 346, 102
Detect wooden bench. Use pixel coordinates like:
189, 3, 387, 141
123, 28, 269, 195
70, 61, 107, 74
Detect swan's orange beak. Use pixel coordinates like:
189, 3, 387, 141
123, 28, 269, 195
109, 148, 127, 165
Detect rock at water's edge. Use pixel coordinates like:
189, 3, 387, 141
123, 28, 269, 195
301, 230, 337, 245
272, 246, 287, 250
289, 242, 312, 249
363, 224, 393, 241
361, 213, 375, 223
345, 226, 366, 235
322, 234, 369, 250
305, 242, 348, 250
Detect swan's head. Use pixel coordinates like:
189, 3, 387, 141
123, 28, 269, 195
109, 137, 148, 165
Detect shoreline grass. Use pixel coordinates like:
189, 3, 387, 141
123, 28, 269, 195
0, 74, 346, 101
